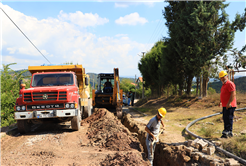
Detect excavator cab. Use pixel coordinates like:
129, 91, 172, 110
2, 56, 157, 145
92, 68, 123, 118
96, 74, 114, 94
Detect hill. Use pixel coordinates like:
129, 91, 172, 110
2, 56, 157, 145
209, 76, 246, 93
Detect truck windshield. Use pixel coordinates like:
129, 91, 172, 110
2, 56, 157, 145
32, 73, 74, 87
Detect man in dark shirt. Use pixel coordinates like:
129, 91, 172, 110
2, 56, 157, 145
104, 78, 112, 88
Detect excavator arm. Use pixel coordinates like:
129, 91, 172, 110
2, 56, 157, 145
113, 68, 123, 118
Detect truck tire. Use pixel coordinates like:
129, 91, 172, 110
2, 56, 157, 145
71, 114, 80, 131
80, 106, 84, 120
17, 120, 30, 134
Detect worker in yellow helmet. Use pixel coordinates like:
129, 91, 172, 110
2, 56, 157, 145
145, 107, 166, 166
219, 70, 237, 138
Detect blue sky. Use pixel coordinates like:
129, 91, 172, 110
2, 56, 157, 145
1, 1, 246, 78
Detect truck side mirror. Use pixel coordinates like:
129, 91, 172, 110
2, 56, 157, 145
21, 84, 26, 89
19, 79, 23, 89
85, 77, 89, 86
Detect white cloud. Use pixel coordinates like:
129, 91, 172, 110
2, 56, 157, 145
114, 2, 155, 8
58, 10, 109, 27
115, 3, 129, 8
1, 4, 148, 77
115, 12, 148, 26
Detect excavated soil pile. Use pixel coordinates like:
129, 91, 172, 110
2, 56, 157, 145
81, 108, 143, 152
100, 152, 149, 166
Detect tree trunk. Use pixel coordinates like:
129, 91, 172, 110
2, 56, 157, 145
199, 74, 203, 98
202, 76, 209, 97
196, 76, 199, 97
151, 87, 158, 97
167, 85, 170, 98
174, 84, 177, 95
178, 82, 183, 96
186, 75, 193, 96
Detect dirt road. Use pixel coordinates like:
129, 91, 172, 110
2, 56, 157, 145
1, 108, 149, 166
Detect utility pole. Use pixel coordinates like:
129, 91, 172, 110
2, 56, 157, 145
142, 52, 145, 58
142, 81, 144, 98
93, 75, 94, 89
135, 75, 136, 99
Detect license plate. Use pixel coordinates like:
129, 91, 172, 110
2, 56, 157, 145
41, 113, 53, 118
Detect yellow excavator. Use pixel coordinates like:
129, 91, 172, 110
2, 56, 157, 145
92, 68, 123, 118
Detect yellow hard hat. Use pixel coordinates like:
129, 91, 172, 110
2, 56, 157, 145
219, 70, 228, 78
158, 107, 166, 118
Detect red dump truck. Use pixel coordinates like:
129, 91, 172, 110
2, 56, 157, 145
14, 64, 92, 134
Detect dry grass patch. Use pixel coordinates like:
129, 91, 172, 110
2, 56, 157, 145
222, 135, 246, 160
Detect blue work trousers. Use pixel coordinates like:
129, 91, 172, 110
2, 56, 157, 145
222, 107, 235, 133
146, 137, 157, 166
128, 98, 131, 106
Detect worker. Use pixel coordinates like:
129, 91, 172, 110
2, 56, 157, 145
219, 70, 237, 138
131, 92, 135, 106
127, 91, 132, 106
103, 78, 112, 93
145, 107, 166, 166
104, 78, 112, 88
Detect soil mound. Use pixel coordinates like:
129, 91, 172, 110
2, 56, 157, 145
81, 108, 143, 152
100, 152, 149, 166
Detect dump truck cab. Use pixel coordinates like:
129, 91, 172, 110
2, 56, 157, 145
14, 64, 92, 134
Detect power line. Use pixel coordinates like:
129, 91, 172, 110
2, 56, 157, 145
1, 7, 51, 64
147, 16, 163, 45
152, 23, 166, 43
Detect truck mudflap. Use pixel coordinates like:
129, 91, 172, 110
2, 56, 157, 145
14, 109, 78, 120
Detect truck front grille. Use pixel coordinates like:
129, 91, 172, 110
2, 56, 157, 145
58, 92, 67, 100
24, 93, 32, 102
23, 91, 67, 102
33, 92, 58, 101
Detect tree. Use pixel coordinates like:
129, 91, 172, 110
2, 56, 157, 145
1, 63, 31, 127
161, 38, 186, 96
120, 78, 135, 93
138, 40, 167, 96
163, 1, 245, 96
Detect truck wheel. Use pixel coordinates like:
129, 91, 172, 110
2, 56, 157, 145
80, 106, 84, 120
78, 103, 82, 121
71, 114, 80, 131
17, 120, 30, 134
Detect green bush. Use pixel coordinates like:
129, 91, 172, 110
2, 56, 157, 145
1, 63, 30, 127
208, 87, 216, 95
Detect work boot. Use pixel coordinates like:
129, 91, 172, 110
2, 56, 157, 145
220, 134, 228, 139
228, 131, 233, 138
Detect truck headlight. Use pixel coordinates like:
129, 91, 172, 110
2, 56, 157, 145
65, 103, 70, 108
21, 106, 26, 111
70, 103, 75, 108
16, 106, 21, 111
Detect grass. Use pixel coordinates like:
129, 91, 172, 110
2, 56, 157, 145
222, 135, 246, 159
198, 126, 218, 138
